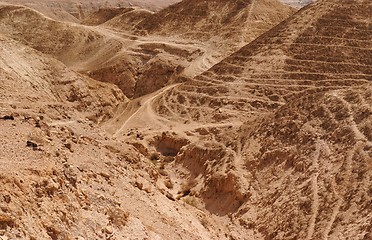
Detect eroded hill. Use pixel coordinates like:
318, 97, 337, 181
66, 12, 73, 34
108, 0, 371, 239
0, 34, 124, 122
0, 0, 180, 22
0, 32, 226, 240
0, 0, 371, 239
0, 1, 294, 99
156, 0, 371, 124
0, 4, 202, 98
137, 0, 295, 53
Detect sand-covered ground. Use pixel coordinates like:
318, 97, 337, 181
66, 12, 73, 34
0, 0, 370, 239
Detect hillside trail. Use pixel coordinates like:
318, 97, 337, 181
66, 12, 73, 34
306, 89, 371, 239
83, 25, 225, 138
306, 139, 322, 240
239, 0, 256, 46
105, 80, 244, 140
104, 83, 180, 137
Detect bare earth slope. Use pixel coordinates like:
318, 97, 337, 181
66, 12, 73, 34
0, 1, 294, 100
102, 8, 154, 31
0, 0, 371, 239
81, 7, 134, 26
158, 0, 371, 124
239, 85, 372, 239
280, 0, 314, 8
0, 34, 125, 122
0, 1, 80, 22
108, 0, 371, 239
0, 0, 180, 22
0, 4, 204, 98
0, 34, 227, 240
137, 0, 295, 52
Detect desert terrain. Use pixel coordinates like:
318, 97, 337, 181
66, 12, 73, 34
0, 0, 371, 239
0, 0, 181, 22
281, 0, 314, 8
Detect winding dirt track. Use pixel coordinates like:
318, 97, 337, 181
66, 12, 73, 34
111, 83, 181, 137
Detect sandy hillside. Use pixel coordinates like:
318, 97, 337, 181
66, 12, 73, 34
106, 0, 372, 238
0, 34, 125, 122
0, 0, 180, 22
155, 0, 371, 124
136, 0, 295, 52
0, 0, 371, 239
0, 4, 203, 98
81, 7, 134, 26
280, 0, 314, 8
0, 33, 233, 240
0, 0, 293, 99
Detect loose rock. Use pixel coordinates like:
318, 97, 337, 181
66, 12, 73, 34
1, 116, 14, 121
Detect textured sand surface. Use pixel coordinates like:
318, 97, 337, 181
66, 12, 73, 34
0, 0, 180, 22
0, 0, 371, 239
